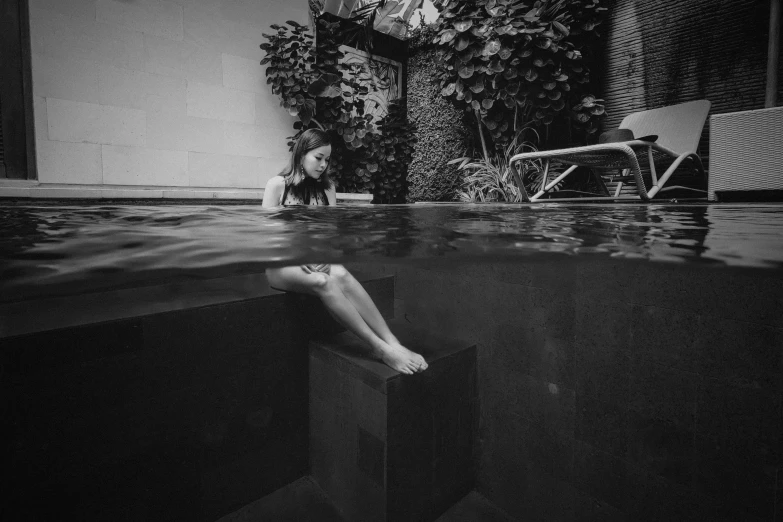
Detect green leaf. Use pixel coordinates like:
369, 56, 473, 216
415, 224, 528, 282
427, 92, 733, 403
553, 20, 570, 36
454, 20, 473, 32
494, 24, 512, 35
469, 77, 484, 93
455, 35, 470, 52
482, 98, 494, 109
489, 60, 504, 73
523, 8, 539, 22
458, 63, 475, 79
440, 29, 458, 44
535, 38, 552, 49
458, 47, 474, 62
441, 83, 456, 96
484, 39, 501, 56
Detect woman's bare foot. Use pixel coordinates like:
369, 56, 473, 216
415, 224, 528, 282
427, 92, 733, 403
374, 342, 428, 375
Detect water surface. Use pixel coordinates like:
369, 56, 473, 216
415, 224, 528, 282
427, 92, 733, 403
2, 202, 782, 302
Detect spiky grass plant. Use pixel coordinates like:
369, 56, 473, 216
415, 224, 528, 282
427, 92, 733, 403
452, 128, 561, 202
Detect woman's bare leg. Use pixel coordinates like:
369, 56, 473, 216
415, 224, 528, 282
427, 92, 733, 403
330, 265, 428, 371
266, 266, 425, 374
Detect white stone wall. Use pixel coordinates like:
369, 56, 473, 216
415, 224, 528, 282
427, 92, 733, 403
28, 0, 306, 196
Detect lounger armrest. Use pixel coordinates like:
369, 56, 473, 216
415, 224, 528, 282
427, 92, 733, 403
509, 143, 637, 163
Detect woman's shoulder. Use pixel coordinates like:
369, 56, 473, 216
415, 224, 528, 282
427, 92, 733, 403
264, 175, 286, 190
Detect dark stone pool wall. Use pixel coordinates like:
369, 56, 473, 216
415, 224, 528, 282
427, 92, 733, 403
2, 275, 393, 521
364, 259, 783, 521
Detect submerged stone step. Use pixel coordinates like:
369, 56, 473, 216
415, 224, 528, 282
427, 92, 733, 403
215, 476, 345, 522
309, 321, 478, 522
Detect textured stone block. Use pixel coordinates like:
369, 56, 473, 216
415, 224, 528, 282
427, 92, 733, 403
309, 321, 477, 522
188, 151, 260, 188
36, 140, 102, 185
219, 0, 307, 29
47, 98, 145, 147
30, 8, 145, 70
31, 53, 100, 103
143, 32, 224, 85
223, 53, 265, 94
255, 92, 295, 130
33, 96, 48, 141
98, 65, 186, 114
223, 121, 266, 157
30, 0, 97, 20
97, 0, 184, 41
145, 110, 225, 154
102, 145, 188, 186
187, 81, 255, 123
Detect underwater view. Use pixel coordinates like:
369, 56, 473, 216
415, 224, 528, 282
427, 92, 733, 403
3, 201, 783, 521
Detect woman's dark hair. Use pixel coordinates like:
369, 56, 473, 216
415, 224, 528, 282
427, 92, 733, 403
279, 128, 334, 190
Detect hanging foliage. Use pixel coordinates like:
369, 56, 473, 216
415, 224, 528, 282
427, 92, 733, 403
432, 0, 609, 150
260, 16, 416, 198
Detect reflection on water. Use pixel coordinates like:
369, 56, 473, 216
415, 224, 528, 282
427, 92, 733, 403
1, 202, 782, 301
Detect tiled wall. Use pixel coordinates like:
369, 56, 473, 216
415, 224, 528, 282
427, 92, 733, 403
365, 258, 783, 521
29, 0, 304, 190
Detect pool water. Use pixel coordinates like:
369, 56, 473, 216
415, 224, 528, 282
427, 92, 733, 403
2, 202, 782, 302
2, 201, 782, 521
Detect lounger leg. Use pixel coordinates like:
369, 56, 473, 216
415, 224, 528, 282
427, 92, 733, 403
531, 165, 578, 201
509, 159, 531, 202
647, 153, 697, 199
648, 146, 658, 186
614, 172, 624, 197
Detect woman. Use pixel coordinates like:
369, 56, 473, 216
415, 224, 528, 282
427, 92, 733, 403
262, 129, 428, 375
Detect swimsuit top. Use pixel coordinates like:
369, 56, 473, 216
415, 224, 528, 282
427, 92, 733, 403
279, 176, 330, 206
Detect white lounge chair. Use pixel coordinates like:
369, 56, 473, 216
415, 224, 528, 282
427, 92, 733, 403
510, 100, 712, 201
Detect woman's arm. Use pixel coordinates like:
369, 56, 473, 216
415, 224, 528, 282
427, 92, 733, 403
262, 176, 285, 208
325, 186, 337, 206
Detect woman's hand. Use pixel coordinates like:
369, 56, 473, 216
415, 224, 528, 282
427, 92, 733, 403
301, 264, 331, 275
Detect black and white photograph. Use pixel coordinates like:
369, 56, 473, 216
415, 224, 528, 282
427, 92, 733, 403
2, 0, 783, 520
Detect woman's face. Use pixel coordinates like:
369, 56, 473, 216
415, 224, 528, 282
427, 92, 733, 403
301, 145, 331, 180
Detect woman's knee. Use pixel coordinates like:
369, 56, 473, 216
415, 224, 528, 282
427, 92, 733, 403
329, 264, 352, 285
308, 272, 331, 291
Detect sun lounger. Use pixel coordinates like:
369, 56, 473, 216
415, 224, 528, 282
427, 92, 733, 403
509, 100, 712, 201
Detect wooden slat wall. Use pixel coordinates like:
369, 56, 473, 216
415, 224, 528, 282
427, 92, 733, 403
601, 0, 780, 166
0, 96, 5, 177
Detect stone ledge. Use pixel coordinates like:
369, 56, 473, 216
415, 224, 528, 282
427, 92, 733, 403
0, 272, 394, 339
0, 181, 373, 202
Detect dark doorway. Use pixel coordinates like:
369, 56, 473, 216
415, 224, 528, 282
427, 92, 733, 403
0, 0, 36, 179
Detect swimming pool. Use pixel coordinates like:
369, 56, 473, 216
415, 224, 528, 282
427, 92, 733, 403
2, 201, 782, 521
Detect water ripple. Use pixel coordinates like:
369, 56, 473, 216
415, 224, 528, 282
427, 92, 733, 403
1, 202, 782, 300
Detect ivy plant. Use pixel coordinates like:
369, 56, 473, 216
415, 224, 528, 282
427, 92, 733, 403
432, 0, 609, 150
